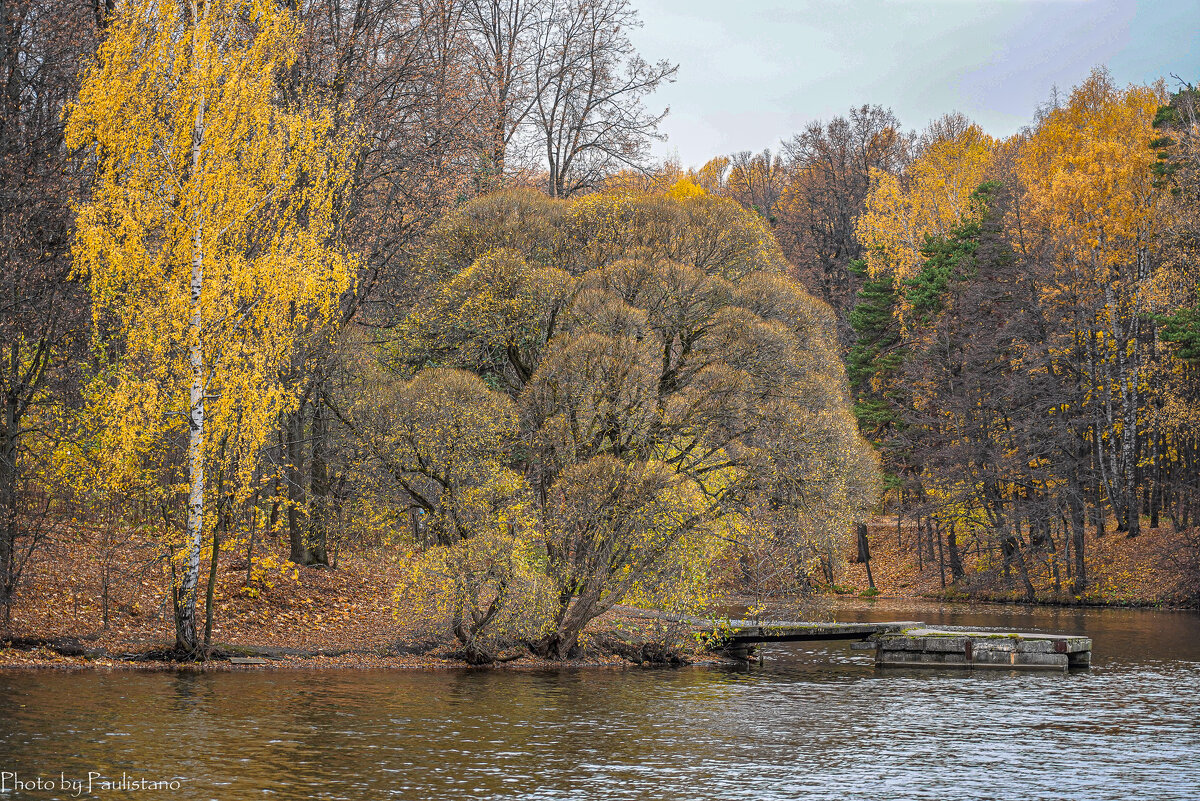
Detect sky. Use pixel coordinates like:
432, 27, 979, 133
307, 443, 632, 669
628, 0, 1200, 167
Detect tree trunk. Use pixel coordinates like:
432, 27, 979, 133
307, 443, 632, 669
245, 508, 257, 589
935, 518, 946, 589
539, 602, 586, 660
1068, 493, 1087, 595
176, 78, 208, 656
203, 521, 220, 648
1004, 520, 1037, 602
896, 495, 903, 546
946, 522, 964, 581
285, 405, 310, 565
1150, 435, 1161, 530
856, 522, 875, 591
915, 515, 924, 571
304, 399, 330, 566
0, 345, 18, 617
1090, 427, 1107, 538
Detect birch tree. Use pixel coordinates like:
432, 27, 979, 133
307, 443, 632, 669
857, 114, 994, 284
1017, 70, 1166, 538
67, 0, 354, 653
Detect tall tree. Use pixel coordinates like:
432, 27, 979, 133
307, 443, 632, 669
0, 0, 95, 616
531, 0, 676, 197
393, 188, 879, 658
67, 0, 355, 652
1016, 69, 1166, 538
857, 113, 994, 284
276, 0, 483, 566
778, 105, 909, 334
726, 149, 785, 222
463, 0, 545, 183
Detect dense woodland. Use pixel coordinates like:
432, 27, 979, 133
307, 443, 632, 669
2, 0, 1199, 662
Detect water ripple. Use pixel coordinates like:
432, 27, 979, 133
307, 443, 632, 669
1, 602, 1199, 799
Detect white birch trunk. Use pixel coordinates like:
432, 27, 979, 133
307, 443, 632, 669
177, 16, 207, 652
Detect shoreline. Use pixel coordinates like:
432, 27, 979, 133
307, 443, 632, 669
830, 590, 1199, 612
3, 520, 1195, 674
7, 591, 1197, 673
0, 653, 732, 673
0, 642, 734, 673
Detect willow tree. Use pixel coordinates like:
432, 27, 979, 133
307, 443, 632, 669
397, 188, 879, 659
67, 0, 354, 654
340, 367, 547, 664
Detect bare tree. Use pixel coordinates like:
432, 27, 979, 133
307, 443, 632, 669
727, 149, 786, 222
277, 0, 485, 566
463, 0, 546, 184
530, 0, 676, 197
779, 105, 910, 339
0, 0, 95, 616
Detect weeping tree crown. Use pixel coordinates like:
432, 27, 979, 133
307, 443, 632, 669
355, 188, 879, 660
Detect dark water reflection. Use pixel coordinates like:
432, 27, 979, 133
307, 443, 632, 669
1, 600, 1198, 800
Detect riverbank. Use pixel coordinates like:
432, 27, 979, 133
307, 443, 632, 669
4, 517, 1196, 671
0, 534, 714, 670
0, 643, 678, 672
841, 517, 1200, 609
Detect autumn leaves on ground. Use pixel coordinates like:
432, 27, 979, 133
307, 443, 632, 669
848, 519, 1200, 607
3, 530, 721, 669
5, 0, 1200, 672
4, 513, 1194, 671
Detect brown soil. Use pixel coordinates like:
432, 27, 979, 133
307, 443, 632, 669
8, 515, 1193, 671
0, 531, 710, 671
841, 516, 1200, 608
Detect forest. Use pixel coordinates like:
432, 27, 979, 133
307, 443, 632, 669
2, 0, 1199, 665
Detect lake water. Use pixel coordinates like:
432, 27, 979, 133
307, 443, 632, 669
2, 600, 1198, 800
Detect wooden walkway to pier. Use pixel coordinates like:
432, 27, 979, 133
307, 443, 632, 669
703, 619, 924, 647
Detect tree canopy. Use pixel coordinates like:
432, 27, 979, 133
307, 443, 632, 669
356, 188, 879, 658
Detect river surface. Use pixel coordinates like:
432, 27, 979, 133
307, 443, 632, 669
1, 600, 1198, 800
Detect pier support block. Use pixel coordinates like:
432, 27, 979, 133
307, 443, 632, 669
875, 629, 1091, 671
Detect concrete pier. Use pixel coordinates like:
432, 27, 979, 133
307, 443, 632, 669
874, 628, 1092, 671
706, 620, 924, 659
692, 615, 1093, 670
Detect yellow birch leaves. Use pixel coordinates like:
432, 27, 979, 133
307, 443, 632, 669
1016, 70, 1165, 278
857, 118, 994, 280
67, 0, 355, 506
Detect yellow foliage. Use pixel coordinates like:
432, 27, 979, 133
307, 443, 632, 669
692, 156, 731, 194
665, 177, 707, 200
65, 0, 355, 645
394, 523, 553, 657
384, 181, 876, 656
1016, 69, 1166, 281
857, 116, 995, 280
68, 0, 354, 499
398, 249, 571, 390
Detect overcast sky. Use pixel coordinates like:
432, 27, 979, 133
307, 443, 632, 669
628, 0, 1200, 167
